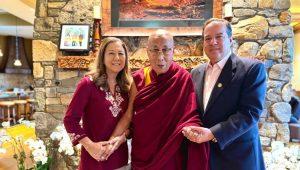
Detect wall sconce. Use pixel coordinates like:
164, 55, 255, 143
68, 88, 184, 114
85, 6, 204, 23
93, 4, 102, 52
0, 49, 3, 57
93, 5, 102, 19
224, 3, 233, 22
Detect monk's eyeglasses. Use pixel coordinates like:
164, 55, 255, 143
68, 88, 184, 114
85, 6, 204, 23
149, 48, 173, 55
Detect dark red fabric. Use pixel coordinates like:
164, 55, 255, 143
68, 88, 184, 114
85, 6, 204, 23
131, 62, 209, 170
64, 77, 128, 170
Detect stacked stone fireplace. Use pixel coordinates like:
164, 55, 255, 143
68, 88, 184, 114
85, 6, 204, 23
33, 0, 294, 167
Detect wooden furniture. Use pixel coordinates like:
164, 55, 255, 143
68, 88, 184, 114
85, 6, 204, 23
26, 99, 36, 120
0, 101, 16, 124
14, 100, 27, 120
289, 123, 300, 142
296, 91, 300, 98
0, 91, 34, 101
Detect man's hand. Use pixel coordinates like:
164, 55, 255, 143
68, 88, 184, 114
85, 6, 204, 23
182, 126, 215, 143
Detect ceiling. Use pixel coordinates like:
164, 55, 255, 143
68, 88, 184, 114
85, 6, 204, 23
20, 0, 36, 8
0, 0, 35, 39
0, 0, 299, 39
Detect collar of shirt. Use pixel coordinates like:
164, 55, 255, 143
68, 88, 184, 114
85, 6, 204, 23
206, 52, 232, 70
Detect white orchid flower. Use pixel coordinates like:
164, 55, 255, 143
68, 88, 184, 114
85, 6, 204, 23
1, 121, 10, 128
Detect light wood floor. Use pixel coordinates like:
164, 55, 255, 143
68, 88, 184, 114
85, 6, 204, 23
0, 156, 34, 170
0, 158, 18, 170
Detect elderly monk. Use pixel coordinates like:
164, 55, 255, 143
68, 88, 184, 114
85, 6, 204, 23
107, 29, 209, 170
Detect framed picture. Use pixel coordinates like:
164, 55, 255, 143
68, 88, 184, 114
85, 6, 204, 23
102, 0, 222, 36
59, 24, 90, 51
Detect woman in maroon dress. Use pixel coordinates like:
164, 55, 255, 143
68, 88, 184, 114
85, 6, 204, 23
63, 37, 132, 170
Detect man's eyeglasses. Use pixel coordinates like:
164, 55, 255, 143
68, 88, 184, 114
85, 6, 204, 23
149, 48, 173, 55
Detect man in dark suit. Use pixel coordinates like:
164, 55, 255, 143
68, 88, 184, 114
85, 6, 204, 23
182, 18, 267, 170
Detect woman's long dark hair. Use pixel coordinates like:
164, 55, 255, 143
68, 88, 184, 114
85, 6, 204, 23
87, 37, 132, 93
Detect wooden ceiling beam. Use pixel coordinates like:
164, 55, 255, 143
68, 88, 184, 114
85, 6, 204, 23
0, 0, 35, 24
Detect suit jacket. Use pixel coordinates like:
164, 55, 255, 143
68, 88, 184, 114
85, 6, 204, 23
191, 54, 267, 170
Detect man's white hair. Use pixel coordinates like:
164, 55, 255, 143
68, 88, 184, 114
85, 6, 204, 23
148, 29, 174, 46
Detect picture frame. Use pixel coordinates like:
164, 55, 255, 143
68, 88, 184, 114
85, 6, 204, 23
102, 0, 222, 36
59, 24, 90, 51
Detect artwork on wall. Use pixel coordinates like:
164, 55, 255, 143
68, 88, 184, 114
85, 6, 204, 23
102, 0, 222, 36
59, 24, 90, 51
117, 0, 211, 27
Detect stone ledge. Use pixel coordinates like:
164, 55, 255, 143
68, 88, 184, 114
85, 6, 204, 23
58, 55, 208, 70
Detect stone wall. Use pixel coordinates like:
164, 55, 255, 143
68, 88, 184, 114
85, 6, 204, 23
229, 0, 294, 146
33, 0, 294, 151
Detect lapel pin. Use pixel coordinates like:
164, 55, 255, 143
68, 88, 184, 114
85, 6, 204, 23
217, 83, 222, 88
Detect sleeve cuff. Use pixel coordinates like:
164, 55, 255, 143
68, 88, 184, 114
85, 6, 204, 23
68, 133, 87, 146
210, 124, 226, 150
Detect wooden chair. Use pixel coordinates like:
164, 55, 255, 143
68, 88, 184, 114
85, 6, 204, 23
14, 100, 27, 121
0, 101, 16, 124
26, 99, 36, 120
289, 123, 300, 143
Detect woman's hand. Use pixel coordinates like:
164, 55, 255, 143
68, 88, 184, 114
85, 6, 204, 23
102, 133, 127, 160
83, 140, 110, 161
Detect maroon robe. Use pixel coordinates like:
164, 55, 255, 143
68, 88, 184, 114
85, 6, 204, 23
131, 62, 209, 170
64, 77, 128, 170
